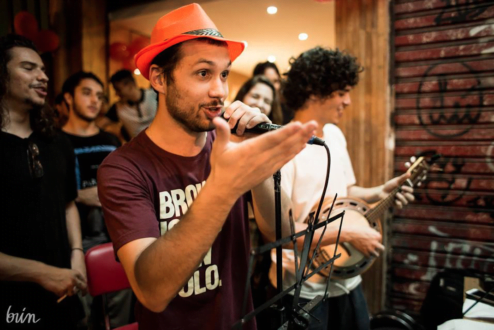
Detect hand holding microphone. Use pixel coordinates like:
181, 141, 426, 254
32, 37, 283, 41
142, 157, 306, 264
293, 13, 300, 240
222, 101, 325, 146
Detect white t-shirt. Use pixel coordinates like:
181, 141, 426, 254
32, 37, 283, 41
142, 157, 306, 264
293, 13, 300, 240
109, 89, 157, 139
269, 123, 361, 300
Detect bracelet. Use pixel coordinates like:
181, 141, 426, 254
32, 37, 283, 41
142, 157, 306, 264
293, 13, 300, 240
71, 247, 84, 253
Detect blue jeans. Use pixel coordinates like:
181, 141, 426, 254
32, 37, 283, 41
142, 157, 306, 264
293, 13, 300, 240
282, 284, 370, 330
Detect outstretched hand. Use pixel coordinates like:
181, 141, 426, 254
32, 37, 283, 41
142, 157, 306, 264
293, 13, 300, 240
209, 117, 317, 200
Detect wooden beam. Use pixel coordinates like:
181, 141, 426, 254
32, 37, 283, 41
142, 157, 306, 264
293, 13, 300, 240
335, 0, 392, 314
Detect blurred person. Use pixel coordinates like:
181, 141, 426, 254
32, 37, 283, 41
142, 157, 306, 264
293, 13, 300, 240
234, 75, 282, 310
0, 34, 86, 329
98, 69, 157, 141
234, 75, 282, 125
53, 92, 69, 128
61, 71, 120, 252
61, 71, 131, 329
253, 61, 281, 92
253, 61, 293, 124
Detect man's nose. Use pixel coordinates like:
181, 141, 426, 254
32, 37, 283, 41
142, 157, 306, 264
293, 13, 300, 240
209, 77, 227, 99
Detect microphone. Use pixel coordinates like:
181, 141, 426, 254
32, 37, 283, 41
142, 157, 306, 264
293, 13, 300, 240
229, 120, 325, 146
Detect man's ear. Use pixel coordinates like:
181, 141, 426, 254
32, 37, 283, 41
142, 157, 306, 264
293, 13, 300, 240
63, 92, 73, 110
307, 95, 319, 105
149, 65, 166, 94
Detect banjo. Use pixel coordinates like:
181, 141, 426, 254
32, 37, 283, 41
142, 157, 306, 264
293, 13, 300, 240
308, 156, 435, 279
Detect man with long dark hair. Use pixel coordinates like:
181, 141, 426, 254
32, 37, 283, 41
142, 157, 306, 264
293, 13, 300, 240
0, 34, 86, 329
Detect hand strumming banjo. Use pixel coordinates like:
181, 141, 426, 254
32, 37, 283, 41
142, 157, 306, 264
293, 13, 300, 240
307, 155, 437, 280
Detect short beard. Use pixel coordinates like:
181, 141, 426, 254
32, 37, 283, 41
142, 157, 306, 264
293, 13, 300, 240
165, 82, 217, 133
72, 103, 96, 123
24, 96, 45, 109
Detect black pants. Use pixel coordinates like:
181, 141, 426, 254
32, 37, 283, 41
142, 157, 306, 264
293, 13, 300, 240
256, 284, 370, 330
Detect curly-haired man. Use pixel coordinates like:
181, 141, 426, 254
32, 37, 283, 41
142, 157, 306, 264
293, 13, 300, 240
0, 34, 87, 329
253, 47, 415, 330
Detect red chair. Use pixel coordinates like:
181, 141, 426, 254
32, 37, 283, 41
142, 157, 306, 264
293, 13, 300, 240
85, 243, 138, 330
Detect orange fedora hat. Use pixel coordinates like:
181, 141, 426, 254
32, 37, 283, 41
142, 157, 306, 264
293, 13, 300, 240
135, 3, 245, 80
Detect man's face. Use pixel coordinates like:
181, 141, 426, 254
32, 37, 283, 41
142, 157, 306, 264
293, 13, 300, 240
70, 78, 104, 122
263, 67, 281, 91
319, 86, 352, 125
112, 80, 135, 102
164, 40, 230, 132
5, 47, 48, 109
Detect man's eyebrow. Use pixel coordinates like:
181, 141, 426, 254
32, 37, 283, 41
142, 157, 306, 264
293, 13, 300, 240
195, 59, 232, 68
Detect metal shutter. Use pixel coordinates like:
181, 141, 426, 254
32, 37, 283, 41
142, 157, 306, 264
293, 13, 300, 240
389, 0, 494, 315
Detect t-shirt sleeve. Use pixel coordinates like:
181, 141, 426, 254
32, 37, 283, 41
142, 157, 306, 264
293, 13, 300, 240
105, 104, 119, 122
97, 154, 160, 254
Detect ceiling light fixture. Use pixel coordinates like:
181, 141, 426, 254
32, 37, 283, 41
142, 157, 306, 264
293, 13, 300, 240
298, 33, 308, 41
268, 55, 276, 63
267, 6, 277, 14
134, 69, 141, 75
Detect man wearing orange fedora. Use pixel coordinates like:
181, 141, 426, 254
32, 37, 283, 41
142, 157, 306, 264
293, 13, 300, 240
98, 3, 317, 329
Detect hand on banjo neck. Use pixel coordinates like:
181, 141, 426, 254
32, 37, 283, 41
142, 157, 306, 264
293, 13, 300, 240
310, 155, 436, 279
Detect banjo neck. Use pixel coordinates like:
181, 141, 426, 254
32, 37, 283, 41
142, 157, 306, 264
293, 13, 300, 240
365, 157, 427, 223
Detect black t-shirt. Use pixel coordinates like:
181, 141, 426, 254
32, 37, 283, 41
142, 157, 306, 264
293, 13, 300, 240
63, 130, 120, 249
0, 130, 80, 329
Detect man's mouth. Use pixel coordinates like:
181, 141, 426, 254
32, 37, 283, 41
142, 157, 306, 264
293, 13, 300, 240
32, 85, 47, 97
202, 105, 223, 119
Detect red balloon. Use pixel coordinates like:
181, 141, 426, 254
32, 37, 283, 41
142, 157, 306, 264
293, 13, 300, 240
128, 37, 149, 56
14, 11, 38, 39
122, 59, 136, 71
34, 30, 60, 53
109, 42, 130, 62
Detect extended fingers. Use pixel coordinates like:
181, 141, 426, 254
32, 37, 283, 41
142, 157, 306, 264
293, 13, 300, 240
395, 187, 415, 209
241, 122, 317, 185
372, 243, 385, 257
250, 121, 317, 154
395, 192, 408, 207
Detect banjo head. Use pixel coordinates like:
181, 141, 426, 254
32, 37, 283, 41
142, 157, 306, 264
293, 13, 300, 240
307, 198, 382, 279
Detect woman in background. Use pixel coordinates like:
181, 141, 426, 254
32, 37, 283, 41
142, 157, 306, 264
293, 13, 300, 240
234, 75, 283, 125
235, 75, 283, 320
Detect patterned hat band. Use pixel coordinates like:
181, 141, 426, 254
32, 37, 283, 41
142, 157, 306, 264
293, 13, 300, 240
183, 28, 224, 38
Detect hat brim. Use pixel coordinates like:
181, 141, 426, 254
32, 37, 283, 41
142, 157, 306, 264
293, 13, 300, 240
135, 34, 245, 80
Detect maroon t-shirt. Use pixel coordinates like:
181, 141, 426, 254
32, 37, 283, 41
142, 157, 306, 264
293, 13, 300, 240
98, 131, 255, 330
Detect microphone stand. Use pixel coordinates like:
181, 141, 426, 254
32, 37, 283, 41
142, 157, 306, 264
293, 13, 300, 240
274, 169, 286, 327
